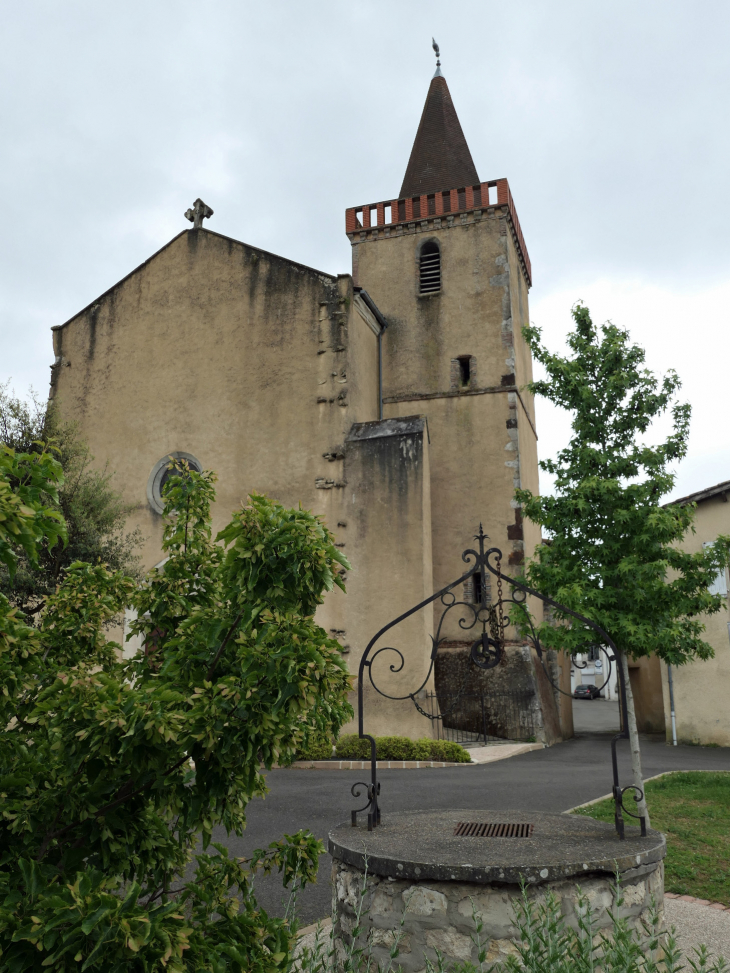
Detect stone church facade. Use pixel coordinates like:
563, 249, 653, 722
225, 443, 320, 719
49, 69, 572, 740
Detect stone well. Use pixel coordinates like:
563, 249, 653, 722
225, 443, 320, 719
328, 809, 666, 970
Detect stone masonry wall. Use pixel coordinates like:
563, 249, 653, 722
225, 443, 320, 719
331, 858, 664, 972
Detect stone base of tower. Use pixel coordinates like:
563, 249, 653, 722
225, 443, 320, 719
433, 643, 572, 745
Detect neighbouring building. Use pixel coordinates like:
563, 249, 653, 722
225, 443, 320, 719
48, 63, 573, 742
658, 479, 730, 746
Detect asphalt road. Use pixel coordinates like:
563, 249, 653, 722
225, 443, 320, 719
572, 698, 621, 733
214, 733, 730, 925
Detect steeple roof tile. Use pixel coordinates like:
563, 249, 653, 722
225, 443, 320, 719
399, 75, 479, 199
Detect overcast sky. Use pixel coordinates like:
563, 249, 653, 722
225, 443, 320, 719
2, 0, 728, 501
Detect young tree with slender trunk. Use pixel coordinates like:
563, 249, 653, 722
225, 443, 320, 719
516, 304, 730, 827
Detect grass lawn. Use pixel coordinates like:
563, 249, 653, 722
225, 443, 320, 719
574, 771, 730, 906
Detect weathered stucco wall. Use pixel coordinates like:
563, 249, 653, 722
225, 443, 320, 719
49, 200, 556, 742
353, 206, 548, 689
342, 417, 434, 739
50, 228, 384, 680
51, 229, 368, 566
660, 494, 730, 746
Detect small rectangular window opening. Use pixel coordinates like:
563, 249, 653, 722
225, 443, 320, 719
427, 194, 436, 215
458, 355, 471, 386
412, 196, 421, 219
355, 208, 363, 228
457, 188, 466, 210
442, 191, 451, 213
384, 203, 392, 223
398, 200, 406, 222
369, 206, 378, 227
473, 185, 482, 207
488, 185, 499, 205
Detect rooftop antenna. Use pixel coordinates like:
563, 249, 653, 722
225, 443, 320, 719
432, 37, 442, 77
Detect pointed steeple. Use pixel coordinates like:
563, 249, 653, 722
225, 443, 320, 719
399, 73, 479, 199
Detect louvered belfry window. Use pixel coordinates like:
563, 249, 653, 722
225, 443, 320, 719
419, 242, 441, 294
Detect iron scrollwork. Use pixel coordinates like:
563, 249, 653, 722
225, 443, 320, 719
352, 525, 646, 840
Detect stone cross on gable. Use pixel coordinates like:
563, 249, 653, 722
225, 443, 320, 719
184, 198, 214, 229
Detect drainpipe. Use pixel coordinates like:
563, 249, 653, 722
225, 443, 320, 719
667, 663, 678, 746
353, 287, 388, 421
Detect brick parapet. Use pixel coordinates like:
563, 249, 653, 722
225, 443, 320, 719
345, 178, 532, 287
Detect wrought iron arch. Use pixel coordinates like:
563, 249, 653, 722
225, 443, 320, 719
350, 526, 646, 840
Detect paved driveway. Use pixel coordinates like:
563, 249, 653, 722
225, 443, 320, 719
215, 734, 730, 925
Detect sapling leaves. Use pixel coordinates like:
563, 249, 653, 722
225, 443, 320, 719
518, 304, 730, 667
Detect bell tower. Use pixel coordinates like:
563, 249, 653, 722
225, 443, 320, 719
345, 64, 539, 617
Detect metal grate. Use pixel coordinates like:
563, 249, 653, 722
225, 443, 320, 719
454, 821, 534, 838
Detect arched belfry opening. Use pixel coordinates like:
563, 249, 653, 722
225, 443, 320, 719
419, 241, 441, 294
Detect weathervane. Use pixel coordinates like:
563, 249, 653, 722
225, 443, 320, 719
432, 37, 441, 76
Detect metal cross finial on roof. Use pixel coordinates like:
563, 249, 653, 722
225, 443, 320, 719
432, 37, 442, 77
185, 198, 214, 229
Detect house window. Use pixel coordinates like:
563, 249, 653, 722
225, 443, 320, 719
419, 241, 441, 294
703, 541, 729, 596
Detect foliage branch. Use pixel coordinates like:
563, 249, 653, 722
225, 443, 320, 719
516, 303, 730, 667
0, 454, 353, 972
0, 382, 140, 618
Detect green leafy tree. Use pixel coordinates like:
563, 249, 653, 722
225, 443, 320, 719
0, 454, 353, 972
0, 382, 140, 617
516, 304, 730, 824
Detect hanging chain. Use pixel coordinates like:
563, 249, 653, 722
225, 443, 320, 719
496, 554, 505, 645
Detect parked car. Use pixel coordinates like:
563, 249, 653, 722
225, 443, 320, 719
574, 684, 602, 699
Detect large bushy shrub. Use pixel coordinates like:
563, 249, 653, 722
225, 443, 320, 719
0, 451, 353, 972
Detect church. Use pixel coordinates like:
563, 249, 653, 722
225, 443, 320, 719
49, 62, 572, 741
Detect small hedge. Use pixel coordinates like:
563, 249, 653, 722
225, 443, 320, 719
334, 734, 471, 763
296, 734, 334, 760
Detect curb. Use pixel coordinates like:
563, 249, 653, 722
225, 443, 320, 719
665, 892, 729, 912
285, 759, 470, 769
284, 742, 544, 770
566, 772, 730, 915
565, 770, 691, 812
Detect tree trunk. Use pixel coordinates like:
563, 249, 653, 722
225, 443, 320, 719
618, 651, 651, 829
